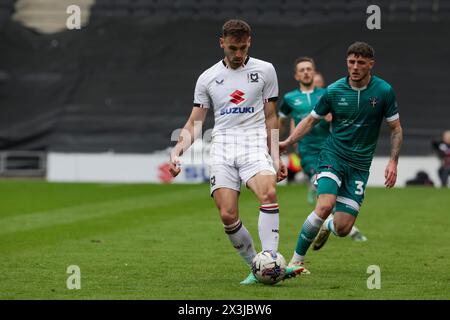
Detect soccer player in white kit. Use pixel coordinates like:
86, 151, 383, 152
169, 19, 304, 284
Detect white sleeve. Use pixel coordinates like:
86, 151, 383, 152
193, 74, 210, 108
310, 110, 324, 119
262, 63, 278, 102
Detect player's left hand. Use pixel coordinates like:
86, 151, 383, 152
277, 159, 288, 182
384, 160, 398, 188
279, 140, 290, 154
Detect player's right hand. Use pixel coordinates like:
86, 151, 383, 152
384, 159, 397, 188
169, 155, 181, 177
277, 159, 288, 182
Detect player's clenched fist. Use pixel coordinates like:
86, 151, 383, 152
169, 154, 181, 177
277, 159, 288, 182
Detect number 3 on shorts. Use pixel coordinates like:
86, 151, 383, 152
355, 181, 364, 195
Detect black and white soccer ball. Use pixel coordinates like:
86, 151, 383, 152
251, 250, 287, 285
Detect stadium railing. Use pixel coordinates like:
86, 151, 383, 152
0, 151, 46, 177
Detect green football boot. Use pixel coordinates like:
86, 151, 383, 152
287, 260, 311, 275
240, 272, 258, 285
282, 265, 306, 280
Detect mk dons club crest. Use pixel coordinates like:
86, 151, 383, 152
248, 72, 259, 83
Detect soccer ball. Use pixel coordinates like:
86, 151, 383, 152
251, 250, 287, 285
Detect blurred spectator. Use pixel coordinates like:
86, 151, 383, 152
405, 171, 434, 187
313, 71, 325, 88
432, 130, 450, 187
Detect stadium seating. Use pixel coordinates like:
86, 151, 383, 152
0, 0, 14, 25
79, 0, 448, 24
0, 0, 449, 155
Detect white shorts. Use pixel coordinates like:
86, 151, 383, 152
209, 136, 276, 196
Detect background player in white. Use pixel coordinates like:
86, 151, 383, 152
168, 19, 303, 284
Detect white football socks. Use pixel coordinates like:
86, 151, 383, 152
258, 203, 280, 252
224, 219, 256, 266
349, 225, 360, 237
323, 215, 337, 235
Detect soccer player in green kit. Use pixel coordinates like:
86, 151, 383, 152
279, 42, 403, 272
279, 58, 367, 259
278, 57, 330, 204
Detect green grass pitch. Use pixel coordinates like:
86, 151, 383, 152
0, 180, 449, 299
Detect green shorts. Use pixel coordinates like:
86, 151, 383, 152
300, 155, 319, 180
315, 151, 370, 216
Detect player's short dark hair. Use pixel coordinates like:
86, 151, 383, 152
222, 19, 251, 39
347, 42, 375, 58
293, 57, 316, 72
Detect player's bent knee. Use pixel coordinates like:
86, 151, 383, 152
259, 187, 277, 204
334, 224, 352, 237
315, 202, 334, 217
219, 208, 238, 225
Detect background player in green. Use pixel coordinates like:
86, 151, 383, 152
279, 42, 403, 271
278, 57, 331, 204
278, 57, 367, 255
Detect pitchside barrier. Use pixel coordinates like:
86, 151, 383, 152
0, 151, 46, 177
46, 142, 442, 187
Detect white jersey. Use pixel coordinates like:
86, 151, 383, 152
193, 56, 278, 139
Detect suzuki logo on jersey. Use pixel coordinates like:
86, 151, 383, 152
220, 90, 254, 115
230, 90, 245, 104
220, 106, 255, 115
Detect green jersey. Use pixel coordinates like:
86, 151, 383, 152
279, 87, 330, 157
313, 75, 399, 171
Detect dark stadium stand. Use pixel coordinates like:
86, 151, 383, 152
83, 0, 449, 24
0, 0, 14, 25
0, 0, 449, 155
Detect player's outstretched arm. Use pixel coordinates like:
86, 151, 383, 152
385, 119, 403, 188
169, 107, 208, 177
279, 114, 319, 153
